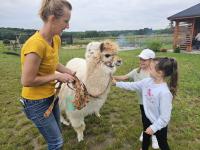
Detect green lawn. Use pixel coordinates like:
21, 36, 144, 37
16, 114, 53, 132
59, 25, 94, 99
0, 45, 200, 150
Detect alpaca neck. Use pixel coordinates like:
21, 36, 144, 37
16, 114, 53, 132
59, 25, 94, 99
85, 59, 111, 96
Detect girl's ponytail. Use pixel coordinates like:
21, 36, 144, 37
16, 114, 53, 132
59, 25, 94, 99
153, 57, 178, 97
169, 58, 178, 96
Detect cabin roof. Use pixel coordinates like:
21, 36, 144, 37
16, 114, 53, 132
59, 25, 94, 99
168, 3, 200, 21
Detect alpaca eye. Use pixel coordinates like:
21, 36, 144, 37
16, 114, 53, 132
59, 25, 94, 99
105, 54, 111, 58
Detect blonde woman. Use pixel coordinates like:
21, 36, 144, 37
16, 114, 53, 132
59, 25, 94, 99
20, 0, 74, 149
114, 49, 159, 149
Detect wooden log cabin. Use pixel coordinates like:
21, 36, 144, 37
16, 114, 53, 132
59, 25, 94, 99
168, 3, 200, 51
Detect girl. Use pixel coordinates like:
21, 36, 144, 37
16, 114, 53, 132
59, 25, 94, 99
114, 57, 178, 150
114, 49, 159, 149
20, 0, 74, 149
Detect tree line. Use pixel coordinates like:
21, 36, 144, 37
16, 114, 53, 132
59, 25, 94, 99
0, 27, 172, 44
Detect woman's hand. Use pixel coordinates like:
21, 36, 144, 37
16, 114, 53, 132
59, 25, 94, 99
145, 127, 154, 135
55, 72, 75, 83
70, 71, 76, 76
56, 63, 76, 76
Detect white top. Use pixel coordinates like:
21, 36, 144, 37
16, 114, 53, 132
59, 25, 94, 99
195, 33, 200, 41
116, 78, 173, 133
126, 68, 149, 104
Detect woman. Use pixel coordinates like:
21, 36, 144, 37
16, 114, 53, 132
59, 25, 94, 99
20, 0, 74, 149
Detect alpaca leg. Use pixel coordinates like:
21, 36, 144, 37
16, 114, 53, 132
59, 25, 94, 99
74, 123, 85, 142
60, 114, 70, 126
94, 100, 105, 118
95, 111, 101, 118
95, 106, 102, 118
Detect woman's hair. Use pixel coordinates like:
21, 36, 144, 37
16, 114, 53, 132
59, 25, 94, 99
153, 57, 178, 96
39, 0, 72, 22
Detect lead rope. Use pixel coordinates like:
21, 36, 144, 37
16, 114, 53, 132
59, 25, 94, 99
44, 74, 113, 118
66, 75, 90, 110
44, 76, 90, 118
44, 82, 62, 118
85, 73, 112, 98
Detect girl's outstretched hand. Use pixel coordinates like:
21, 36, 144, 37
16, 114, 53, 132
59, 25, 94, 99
145, 127, 154, 135
112, 77, 117, 86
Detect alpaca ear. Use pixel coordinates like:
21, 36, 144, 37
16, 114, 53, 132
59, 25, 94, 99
100, 42, 104, 52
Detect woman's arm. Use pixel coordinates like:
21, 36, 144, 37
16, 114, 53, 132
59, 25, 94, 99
21, 53, 74, 87
21, 53, 56, 87
56, 63, 75, 76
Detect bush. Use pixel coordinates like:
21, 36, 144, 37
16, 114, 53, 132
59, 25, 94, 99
3, 39, 10, 45
148, 41, 162, 52
160, 48, 167, 52
174, 46, 180, 53
19, 35, 29, 44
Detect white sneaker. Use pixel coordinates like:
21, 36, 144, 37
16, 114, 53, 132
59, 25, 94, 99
139, 132, 143, 142
152, 135, 159, 149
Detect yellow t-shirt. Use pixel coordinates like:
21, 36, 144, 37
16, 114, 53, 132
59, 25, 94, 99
21, 31, 60, 100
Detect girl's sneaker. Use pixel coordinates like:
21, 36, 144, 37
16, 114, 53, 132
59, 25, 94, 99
139, 132, 143, 142
152, 135, 159, 149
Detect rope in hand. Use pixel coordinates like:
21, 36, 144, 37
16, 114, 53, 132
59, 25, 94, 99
44, 75, 90, 118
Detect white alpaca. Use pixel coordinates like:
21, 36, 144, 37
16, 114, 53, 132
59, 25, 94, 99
59, 41, 122, 142
85, 41, 101, 59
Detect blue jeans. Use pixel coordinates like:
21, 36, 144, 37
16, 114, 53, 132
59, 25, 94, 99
21, 95, 63, 150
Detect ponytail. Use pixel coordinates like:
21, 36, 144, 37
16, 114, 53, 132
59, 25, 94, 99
153, 57, 178, 97
169, 58, 178, 96
39, 0, 72, 22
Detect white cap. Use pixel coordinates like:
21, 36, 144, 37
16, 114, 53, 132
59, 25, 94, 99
138, 49, 155, 59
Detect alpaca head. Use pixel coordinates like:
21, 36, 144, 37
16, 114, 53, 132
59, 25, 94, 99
99, 40, 120, 69
85, 40, 122, 74
86, 40, 122, 75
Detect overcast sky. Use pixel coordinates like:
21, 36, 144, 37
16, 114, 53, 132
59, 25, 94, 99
0, 0, 199, 31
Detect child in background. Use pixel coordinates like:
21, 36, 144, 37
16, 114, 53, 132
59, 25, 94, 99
114, 57, 178, 150
114, 49, 159, 149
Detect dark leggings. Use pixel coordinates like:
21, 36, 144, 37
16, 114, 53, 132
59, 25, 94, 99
140, 105, 170, 150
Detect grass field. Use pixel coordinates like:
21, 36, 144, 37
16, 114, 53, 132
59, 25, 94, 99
0, 45, 200, 150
